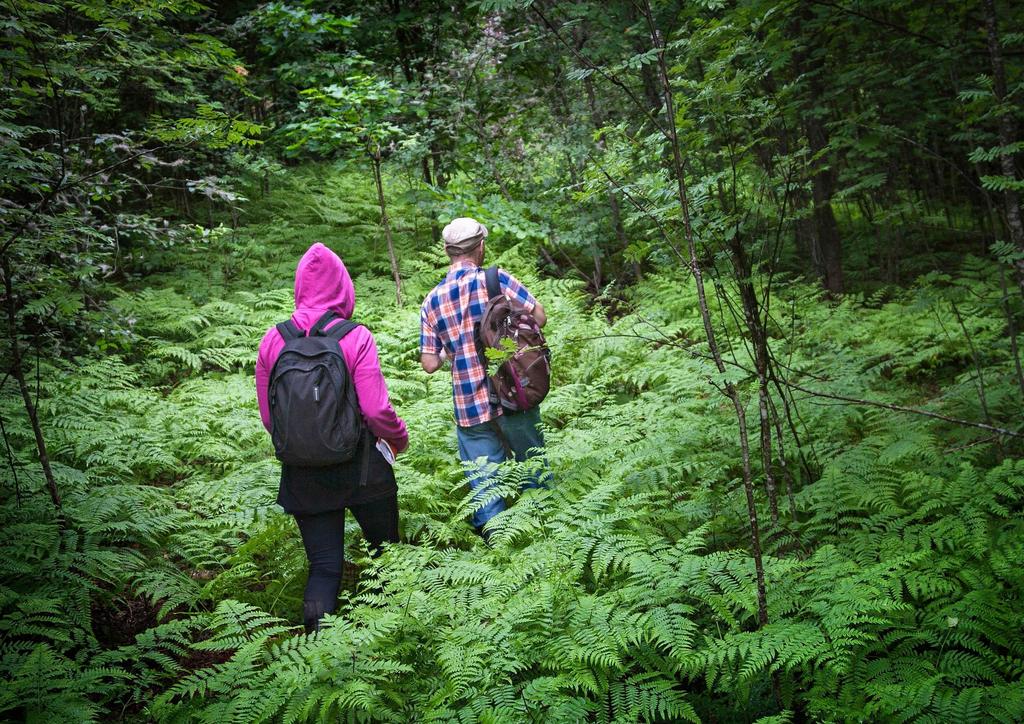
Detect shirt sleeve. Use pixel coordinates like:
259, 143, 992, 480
419, 302, 442, 356
254, 328, 276, 433
498, 270, 537, 312
348, 328, 409, 453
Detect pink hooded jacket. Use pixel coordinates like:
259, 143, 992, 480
255, 243, 409, 454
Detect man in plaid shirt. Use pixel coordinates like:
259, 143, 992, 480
420, 217, 549, 538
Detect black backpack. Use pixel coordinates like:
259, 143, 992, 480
268, 311, 365, 468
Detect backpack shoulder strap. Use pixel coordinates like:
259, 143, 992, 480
485, 265, 501, 300
309, 310, 339, 337
276, 320, 302, 341
322, 319, 361, 342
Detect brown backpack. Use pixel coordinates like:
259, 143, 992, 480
476, 266, 551, 413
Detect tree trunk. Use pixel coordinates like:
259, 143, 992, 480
641, 0, 769, 630
983, 0, 1024, 298
625, 0, 664, 115
999, 267, 1024, 399
583, 70, 619, 290
583, 54, 639, 281
575, 6, 643, 282
951, 298, 994, 427
804, 113, 844, 294
421, 155, 442, 244
390, 0, 426, 84
730, 234, 780, 526
767, 393, 799, 522
609, 193, 641, 282
477, 118, 513, 202
2, 256, 62, 513
758, 383, 780, 526
793, 8, 844, 294
371, 149, 403, 307
711, 63, 784, 523
387, 0, 443, 247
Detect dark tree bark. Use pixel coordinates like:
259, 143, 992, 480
792, 8, 844, 294
390, 0, 428, 84
983, 0, 1024, 297
388, 0, 445, 245
625, 0, 664, 115
804, 103, 844, 293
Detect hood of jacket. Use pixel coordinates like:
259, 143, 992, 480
293, 242, 355, 320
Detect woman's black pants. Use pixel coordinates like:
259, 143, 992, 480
293, 493, 399, 632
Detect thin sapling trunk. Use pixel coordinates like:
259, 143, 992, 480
371, 146, 403, 307
640, 0, 770, 629
999, 266, 1024, 399
2, 256, 62, 513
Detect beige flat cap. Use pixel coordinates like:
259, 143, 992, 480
442, 217, 488, 256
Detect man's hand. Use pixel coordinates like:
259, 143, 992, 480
533, 301, 547, 328
420, 349, 445, 374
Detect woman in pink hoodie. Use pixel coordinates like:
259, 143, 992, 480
256, 243, 408, 632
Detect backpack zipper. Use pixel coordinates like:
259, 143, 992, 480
313, 368, 325, 402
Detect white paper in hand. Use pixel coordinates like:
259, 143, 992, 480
375, 438, 396, 465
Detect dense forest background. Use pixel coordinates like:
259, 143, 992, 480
2, 0, 1024, 721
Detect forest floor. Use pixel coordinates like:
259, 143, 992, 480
9, 163, 1023, 722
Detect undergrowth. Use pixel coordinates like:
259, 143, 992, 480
2, 164, 1022, 722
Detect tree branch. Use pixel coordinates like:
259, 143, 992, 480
575, 329, 1024, 440
529, 3, 670, 141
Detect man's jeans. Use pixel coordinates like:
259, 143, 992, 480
456, 406, 550, 529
